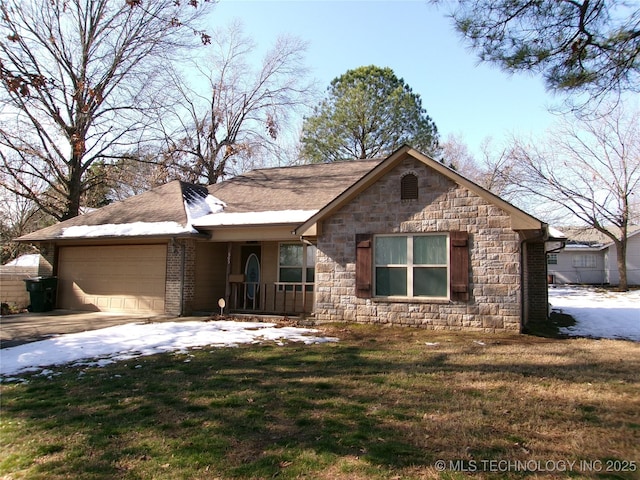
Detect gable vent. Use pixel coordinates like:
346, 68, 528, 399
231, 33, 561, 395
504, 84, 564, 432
401, 173, 418, 200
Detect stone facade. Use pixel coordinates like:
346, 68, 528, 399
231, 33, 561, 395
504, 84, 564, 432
315, 157, 524, 332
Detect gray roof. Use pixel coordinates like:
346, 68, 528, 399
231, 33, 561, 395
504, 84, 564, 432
557, 225, 640, 247
17, 181, 205, 241
17, 159, 382, 242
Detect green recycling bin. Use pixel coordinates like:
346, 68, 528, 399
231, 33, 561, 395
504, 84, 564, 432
24, 277, 58, 312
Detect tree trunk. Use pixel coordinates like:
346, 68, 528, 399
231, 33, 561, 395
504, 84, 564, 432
62, 156, 83, 221
614, 239, 628, 291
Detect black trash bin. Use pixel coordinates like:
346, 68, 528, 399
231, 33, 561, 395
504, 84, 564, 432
24, 277, 58, 312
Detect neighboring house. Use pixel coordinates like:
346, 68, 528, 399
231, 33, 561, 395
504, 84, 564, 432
547, 226, 640, 286
0, 254, 49, 310
17, 146, 557, 331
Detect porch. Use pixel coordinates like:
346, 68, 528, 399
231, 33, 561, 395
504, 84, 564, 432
229, 280, 314, 316
192, 240, 317, 317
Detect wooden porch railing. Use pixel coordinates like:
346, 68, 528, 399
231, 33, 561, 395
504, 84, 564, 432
229, 282, 314, 315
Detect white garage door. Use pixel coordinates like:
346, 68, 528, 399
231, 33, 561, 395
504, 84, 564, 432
58, 245, 167, 313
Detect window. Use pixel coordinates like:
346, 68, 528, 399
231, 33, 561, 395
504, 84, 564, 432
401, 173, 418, 200
547, 253, 558, 265
374, 234, 448, 298
278, 243, 316, 290
572, 254, 596, 268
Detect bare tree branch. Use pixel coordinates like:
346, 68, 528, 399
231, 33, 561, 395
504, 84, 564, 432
505, 104, 640, 290
161, 21, 316, 184
0, 0, 214, 220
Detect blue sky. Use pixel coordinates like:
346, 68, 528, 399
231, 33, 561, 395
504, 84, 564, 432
207, 0, 562, 158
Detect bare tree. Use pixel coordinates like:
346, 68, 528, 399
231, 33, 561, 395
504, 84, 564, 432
107, 148, 176, 201
507, 105, 640, 290
162, 21, 316, 184
0, 0, 213, 221
439, 133, 483, 175
0, 177, 53, 263
439, 134, 520, 201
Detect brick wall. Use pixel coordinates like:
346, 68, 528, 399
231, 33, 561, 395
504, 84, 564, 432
39, 243, 55, 277
315, 156, 523, 332
165, 238, 197, 316
522, 240, 548, 325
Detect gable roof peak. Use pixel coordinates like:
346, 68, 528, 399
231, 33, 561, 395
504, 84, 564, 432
295, 146, 545, 235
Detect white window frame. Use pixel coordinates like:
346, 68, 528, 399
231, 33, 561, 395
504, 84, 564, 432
547, 253, 558, 265
373, 233, 450, 299
277, 242, 316, 291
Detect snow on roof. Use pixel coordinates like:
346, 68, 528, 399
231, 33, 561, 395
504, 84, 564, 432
3, 254, 40, 267
183, 193, 226, 232
194, 209, 318, 227
60, 221, 192, 238
56, 191, 227, 239
547, 226, 566, 239
562, 244, 604, 251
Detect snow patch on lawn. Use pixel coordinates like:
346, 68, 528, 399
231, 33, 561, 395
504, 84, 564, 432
549, 286, 640, 341
0, 320, 338, 381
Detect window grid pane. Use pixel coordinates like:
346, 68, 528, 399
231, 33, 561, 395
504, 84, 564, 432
413, 235, 447, 265
374, 234, 449, 298
376, 267, 408, 296
279, 244, 303, 266
414, 267, 447, 297
280, 267, 302, 283
375, 236, 407, 264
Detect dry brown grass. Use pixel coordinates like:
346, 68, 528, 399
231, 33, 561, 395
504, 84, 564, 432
1, 323, 639, 479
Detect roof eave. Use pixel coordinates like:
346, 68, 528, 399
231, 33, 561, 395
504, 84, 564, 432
16, 231, 209, 243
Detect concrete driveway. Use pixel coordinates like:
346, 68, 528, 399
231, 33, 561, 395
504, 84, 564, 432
0, 310, 183, 348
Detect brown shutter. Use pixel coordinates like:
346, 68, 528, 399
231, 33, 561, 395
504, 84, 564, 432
450, 231, 470, 301
355, 233, 372, 298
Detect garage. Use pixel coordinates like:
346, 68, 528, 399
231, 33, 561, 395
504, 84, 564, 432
57, 244, 167, 314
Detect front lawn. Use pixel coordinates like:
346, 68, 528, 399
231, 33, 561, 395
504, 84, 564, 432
1, 324, 638, 479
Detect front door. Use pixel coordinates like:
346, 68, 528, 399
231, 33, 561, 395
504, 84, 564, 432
241, 245, 261, 309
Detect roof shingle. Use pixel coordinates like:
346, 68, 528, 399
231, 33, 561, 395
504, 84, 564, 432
17, 159, 382, 241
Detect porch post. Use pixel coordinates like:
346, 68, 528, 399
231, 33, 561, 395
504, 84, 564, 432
224, 242, 232, 314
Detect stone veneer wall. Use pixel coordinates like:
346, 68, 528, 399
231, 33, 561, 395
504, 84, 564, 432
165, 238, 197, 316
314, 156, 523, 332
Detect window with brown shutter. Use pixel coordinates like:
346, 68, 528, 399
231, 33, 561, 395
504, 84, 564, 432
449, 230, 470, 301
355, 233, 372, 298
357, 232, 470, 301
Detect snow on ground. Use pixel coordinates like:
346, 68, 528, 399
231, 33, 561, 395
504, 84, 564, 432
0, 320, 338, 381
549, 286, 640, 341
2, 287, 637, 381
